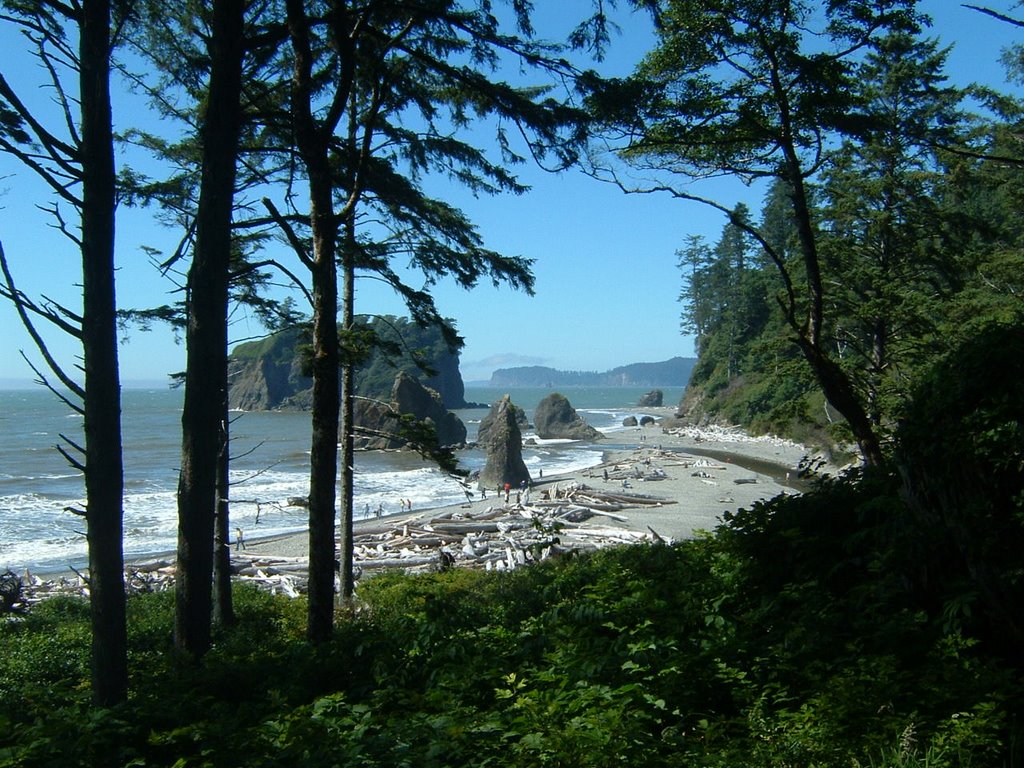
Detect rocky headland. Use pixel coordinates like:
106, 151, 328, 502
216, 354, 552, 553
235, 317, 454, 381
228, 320, 471, 412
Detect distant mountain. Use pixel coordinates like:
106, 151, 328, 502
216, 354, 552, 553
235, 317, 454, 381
488, 357, 697, 388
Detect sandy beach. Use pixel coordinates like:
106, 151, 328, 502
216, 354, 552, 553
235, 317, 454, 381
20, 414, 833, 598
241, 414, 828, 562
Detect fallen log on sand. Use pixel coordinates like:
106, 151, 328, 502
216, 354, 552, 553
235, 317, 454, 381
14, 484, 679, 605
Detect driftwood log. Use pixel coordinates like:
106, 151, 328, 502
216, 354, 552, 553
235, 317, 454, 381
14, 482, 680, 604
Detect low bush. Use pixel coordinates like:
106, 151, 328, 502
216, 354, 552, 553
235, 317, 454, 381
0, 474, 1020, 766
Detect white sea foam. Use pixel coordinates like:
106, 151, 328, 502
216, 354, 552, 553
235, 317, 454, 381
0, 386, 654, 573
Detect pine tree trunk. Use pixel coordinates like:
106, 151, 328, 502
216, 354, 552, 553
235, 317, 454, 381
285, 0, 346, 643
305, 186, 340, 643
80, 0, 128, 704
174, 0, 246, 656
213, 395, 235, 627
338, 216, 356, 600
781, 130, 885, 466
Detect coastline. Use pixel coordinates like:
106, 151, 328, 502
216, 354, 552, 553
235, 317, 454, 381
21, 417, 835, 597
240, 416, 829, 561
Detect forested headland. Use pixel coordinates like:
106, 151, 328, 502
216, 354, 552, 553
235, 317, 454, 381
487, 356, 696, 388
227, 315, 471, 410
1, 1, 1023, 765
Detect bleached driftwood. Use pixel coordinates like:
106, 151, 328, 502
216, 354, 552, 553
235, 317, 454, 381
13, 480, 681, 605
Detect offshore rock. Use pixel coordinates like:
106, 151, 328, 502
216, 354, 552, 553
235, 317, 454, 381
353, 372, 467, 450
637, 389, 664, 407
477, 398, 529, 445
534, 393, 603, 441
228, 328, 312, 411
622, 416, 639, 427
227, 320, 471, 411
477, 395, 531, 490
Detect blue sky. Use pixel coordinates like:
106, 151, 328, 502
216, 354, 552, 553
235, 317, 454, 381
1, 1, 1021, 387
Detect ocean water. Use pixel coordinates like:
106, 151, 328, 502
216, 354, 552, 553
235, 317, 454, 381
0, 385, 684, 572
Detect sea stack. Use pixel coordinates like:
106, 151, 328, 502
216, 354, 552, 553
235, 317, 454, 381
477, 395, 531, 490
352, 371, 467, 449
533, 393, 603, 441
637, 389, 664, 407
476, 398, 529, 445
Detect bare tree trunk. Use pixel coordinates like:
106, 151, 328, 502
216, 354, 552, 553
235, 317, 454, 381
80, 0, 127, 706
338, 214, 356, 600
305, 185, 341, 642
283, 0, 348, 643
778, 112, 885, 466
175, 0, 246, 656
213, 396, 235, 627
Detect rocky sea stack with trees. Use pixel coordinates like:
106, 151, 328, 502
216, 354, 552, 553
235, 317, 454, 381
228, 316, 472, 412
1, 1, 1023, 765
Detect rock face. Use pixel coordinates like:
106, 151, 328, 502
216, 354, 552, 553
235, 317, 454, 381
477, 398, 529, 445
227, 328, 313, 411
353, 372, 467, 450
534, 393, 603, 441
477, 396, 531, 490
637, 389, 664, 407
227, 320, 470, 411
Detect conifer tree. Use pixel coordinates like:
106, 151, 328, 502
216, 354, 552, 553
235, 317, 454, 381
0, 0, 129, 703
819, 32, 967, 431
169, 0, 248, 655
262, 0, 587, 634
587, 0, 925, 465
122, 0, 298, 653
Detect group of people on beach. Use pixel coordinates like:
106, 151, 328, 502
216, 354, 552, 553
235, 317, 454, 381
364, 499, 413, 519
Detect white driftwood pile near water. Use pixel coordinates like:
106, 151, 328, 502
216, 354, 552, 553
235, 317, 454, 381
9, 482, 678, 606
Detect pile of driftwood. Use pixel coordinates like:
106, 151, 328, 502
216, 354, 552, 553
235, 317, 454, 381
582, 450, 727, 485
228, 481, 677, 597
7, 482, 677, 606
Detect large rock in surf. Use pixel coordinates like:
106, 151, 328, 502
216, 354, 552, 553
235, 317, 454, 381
477, 395, 531, 490
533, 393, 603, 441
477, 398, 529, 445
353, 371, 467, 450
637, 389, 664, 407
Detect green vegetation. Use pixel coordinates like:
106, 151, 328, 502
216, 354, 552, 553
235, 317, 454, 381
4, 389, 1022, 766
667, 18, 1024, 454
1, 492, 1018, 766
7, 321, 1021, 765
